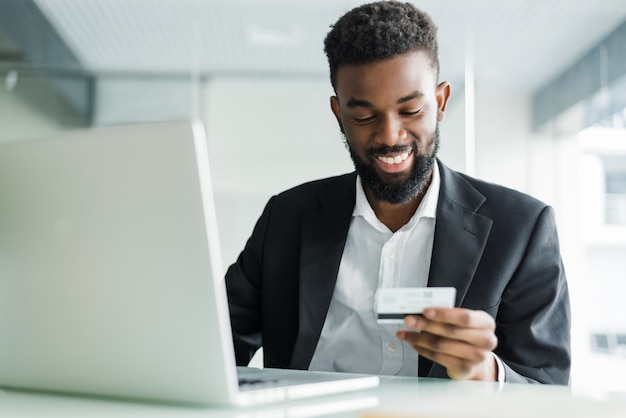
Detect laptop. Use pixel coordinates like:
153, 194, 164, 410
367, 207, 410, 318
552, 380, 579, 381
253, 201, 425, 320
0, 120, 379, 406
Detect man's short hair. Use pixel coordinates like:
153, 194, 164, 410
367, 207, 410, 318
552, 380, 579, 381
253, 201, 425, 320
324, 1, 439, 91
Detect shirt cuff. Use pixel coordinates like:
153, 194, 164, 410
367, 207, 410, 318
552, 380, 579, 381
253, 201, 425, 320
492, 352, 505, 386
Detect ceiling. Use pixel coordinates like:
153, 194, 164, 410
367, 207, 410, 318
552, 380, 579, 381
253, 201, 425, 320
12, 0, 625, 93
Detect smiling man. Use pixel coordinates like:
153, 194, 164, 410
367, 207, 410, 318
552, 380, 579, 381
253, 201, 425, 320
225, 1, 571, 384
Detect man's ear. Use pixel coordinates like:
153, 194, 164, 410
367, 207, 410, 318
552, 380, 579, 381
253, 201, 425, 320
436, 82, 451, 122
330, 96, 344, 132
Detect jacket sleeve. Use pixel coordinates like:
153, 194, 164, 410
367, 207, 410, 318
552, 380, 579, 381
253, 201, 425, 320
224, 197, 275, 366
495, 206, 571, 384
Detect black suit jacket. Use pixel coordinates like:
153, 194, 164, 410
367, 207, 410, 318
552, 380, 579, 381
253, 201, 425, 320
225, 161, 571, 384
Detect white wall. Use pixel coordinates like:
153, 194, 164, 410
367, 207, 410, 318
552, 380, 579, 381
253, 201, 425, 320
203, 77, 353, 269
474, 91, 532, 193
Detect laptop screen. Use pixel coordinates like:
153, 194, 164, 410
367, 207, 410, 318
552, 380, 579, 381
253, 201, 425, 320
0, 120, 240, 404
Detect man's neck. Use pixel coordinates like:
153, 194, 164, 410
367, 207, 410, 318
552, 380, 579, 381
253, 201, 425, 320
364, 174, 432, 233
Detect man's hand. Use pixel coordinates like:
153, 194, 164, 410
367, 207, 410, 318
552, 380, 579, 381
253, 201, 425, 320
396, 307, 498, 381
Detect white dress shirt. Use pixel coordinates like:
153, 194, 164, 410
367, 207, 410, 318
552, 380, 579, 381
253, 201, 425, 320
308, 162, 440, 376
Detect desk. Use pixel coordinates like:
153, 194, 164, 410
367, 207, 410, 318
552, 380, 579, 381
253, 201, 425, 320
1, 376, 625, 418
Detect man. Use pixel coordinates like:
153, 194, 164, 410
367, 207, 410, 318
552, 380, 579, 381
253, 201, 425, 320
225, 1, 570, 384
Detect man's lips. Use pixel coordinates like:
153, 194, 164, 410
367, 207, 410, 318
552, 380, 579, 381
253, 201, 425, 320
374, 150, 413, 174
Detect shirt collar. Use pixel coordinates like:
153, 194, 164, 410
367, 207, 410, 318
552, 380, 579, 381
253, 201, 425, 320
353, 160, 440, 231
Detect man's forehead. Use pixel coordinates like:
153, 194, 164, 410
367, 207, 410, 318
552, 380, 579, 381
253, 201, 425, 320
334, 51, 438, 98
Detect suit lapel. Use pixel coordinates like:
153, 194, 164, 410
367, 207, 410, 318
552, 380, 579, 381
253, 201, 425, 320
289, 174, 357, 369
422, 162, 493, 377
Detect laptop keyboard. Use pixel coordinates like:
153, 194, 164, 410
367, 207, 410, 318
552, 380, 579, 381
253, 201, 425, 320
238, 378, 279, 388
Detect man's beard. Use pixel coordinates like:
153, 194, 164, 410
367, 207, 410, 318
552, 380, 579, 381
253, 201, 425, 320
345, 125, 440, 204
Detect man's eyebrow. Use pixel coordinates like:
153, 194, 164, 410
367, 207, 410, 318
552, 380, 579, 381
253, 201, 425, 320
345, 91, 424, 108
346, 98, 373, 108
397, 91, 424, 104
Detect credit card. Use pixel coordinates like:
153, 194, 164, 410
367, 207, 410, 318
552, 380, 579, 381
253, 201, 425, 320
375, 287, 456, 323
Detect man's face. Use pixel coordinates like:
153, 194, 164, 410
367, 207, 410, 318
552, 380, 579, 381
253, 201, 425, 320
331, 50, 450, 204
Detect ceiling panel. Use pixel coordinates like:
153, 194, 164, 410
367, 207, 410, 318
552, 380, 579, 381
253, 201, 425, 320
25, 0, 626, 92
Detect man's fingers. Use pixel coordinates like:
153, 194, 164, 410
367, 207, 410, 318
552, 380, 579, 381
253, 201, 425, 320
403, 318, 498, 349
397, 329, 496, 360
420, 307, 496, 330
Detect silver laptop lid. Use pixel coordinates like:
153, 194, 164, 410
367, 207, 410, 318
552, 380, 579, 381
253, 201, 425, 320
0, 120, 240, 405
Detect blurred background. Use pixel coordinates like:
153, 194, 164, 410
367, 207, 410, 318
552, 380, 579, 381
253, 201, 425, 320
1, 0, 625, 392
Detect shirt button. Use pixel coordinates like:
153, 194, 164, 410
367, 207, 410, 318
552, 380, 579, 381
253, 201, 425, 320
386, 250, 396, 259
387, 343, 398, 352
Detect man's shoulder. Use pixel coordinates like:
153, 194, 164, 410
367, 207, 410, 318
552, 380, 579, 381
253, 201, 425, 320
463, 173, 544, 205
258, 172, 356, 231
440, 163, 548, 215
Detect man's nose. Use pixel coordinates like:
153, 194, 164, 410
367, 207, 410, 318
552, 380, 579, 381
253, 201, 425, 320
377, 115, 407, 146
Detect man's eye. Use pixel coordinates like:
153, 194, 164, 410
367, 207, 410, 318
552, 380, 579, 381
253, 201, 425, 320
353, 115, 375, 123
401, 109, 421, 116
